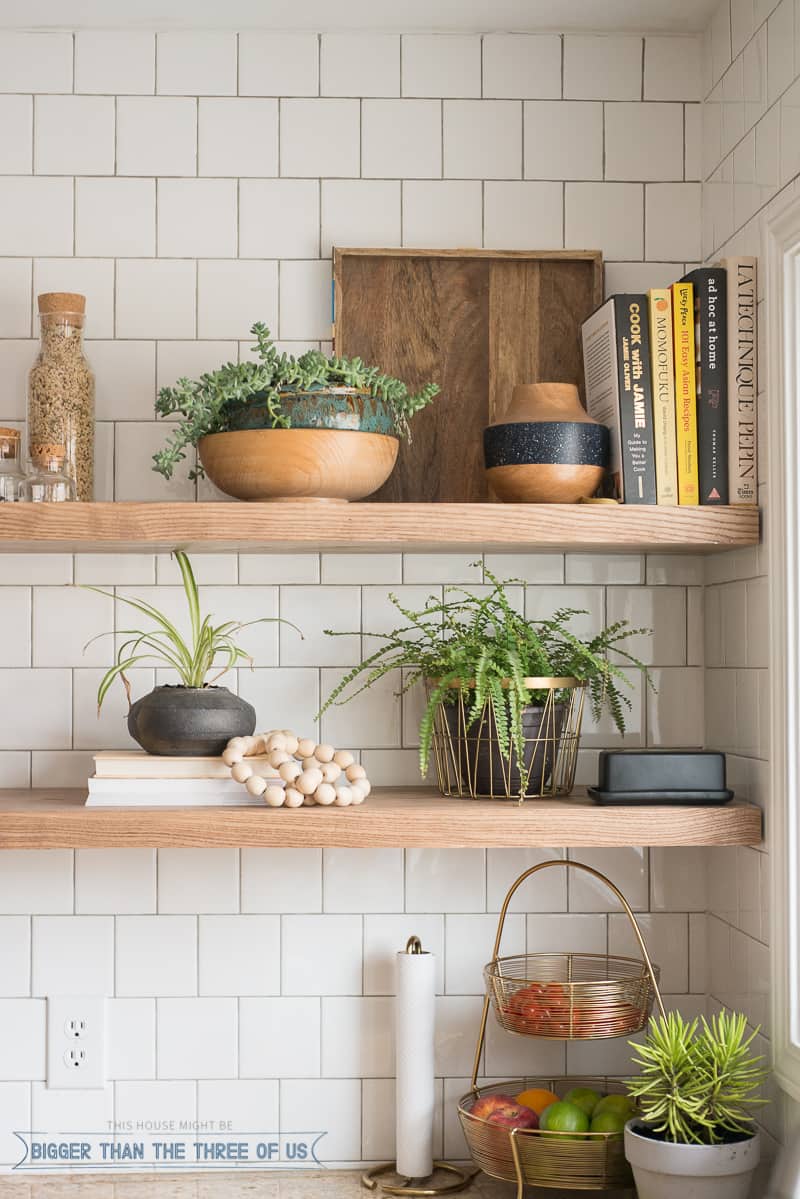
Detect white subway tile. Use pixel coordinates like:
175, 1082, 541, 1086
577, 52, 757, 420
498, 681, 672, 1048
75, 849, 156, 914
281, 1079, 361, 1160
361, 99, 442, 178
116, 915, 197, 996
282, 914, 362, 995
486, 848, 567, 913
323, 848, 404, 913
322, 996, 394, 1077
736, 844, 762, 939
485, 1016, 567, 1078
198, 97, 278, 177
647, 666, 705, 746
32, 916, 113, 996
117, 97, 197, 176
731, 0, 756, 58
0, 343, 36, 418
241, 847, 322, 912
116, 1079, 196, 1134
157, 179, 237, 258
279, 585, 359, 666
363, 914, 444, 994
685, 103, 702, 180
446, 913, 524, 995
484, 553, 564, 585
320, 667, 401, 750
240, 179, 319, 258
434, 995, 483, 1075
362, 1077, 405, 1161
199, 914, 280, 996
525, 583, 604, 640
87, 340, 156, 423
402, 35, 481, 98
0, 260, 31, 338
158, 849, 239, 914
0, 32, 72, 92
76, 178, 155, 258
482, 34, 561, 99
605, 103, 684, 182
644, 36, 703, 101
321, 34, 400, 97
198, 1078, 279, 1130
201, 582, 279, 666
361, 747, 432, 786
0, 1000, 45, 1080
238, 667, 320, 740
0, 850, 73, 915
157, 997, 237, 1078
157, 32, 236, 96
116, 260, 196, 339
114, 421, 196, 501
767, 0, 795, 104
0, 1082, 30, 1164
31, 1081, 112, 1148
565, 182, 644, 260
197, 259, 278, 340
321, 553, 402, 585
483, 181, 563, 250
646, 554, 705, 585
568, 848, 648, 911
609, 912, 689, 992
406, 849, 486, 913
321, 180, 401, 257
405, 183, 484, 250
650, 847, 708, 912
689, 912, 708, 993
107, 998, 155, 1079
33, 586, 113, 668
606, 586, 686, 666
525, 912, 608, 956
280, 99, 360, 177
33, 257, 115, 339
240, 996, 320, 1077
444, 100, 522, 179
0, 588, 30, 667
0, 917, 29, 997
0, 178, 73, 256
0, 96, 32, 175
34, 96, 114, 176
566, 1028, 644, 1075
582, 664, 643, 747
157, 340, 238, 393
564, 35, 643, 100
0, 670, 72, 751
75, 31, 155, 94
0, 752, 30, 788
239, 33, 319, 97
646, 182, 702, 260
687, 586, 704, 665
565, 553, 643, 584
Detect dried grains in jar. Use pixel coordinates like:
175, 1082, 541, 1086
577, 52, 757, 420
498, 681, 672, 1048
27, 292, 95, 501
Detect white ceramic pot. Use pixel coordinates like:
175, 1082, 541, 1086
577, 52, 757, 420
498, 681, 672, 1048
624, 1120, 760, 1199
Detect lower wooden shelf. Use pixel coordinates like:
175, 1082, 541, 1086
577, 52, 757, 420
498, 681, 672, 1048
0, 788, 762, 849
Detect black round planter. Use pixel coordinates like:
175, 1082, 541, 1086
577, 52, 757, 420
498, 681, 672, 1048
442, 701, 567, 798
127, 685, 256, 757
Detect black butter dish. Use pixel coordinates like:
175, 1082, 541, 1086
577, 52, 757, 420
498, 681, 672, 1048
588, 750, 734, 806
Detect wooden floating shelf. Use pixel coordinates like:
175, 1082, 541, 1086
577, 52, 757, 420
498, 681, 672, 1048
0, 788, 763, 849
0, 501, 759, 554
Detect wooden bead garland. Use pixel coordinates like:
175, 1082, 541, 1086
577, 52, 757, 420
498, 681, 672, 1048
222, 729, 371, 808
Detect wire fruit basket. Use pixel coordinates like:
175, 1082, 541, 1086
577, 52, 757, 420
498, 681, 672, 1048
429, 677, 586, 801
459, 860, 666, 1195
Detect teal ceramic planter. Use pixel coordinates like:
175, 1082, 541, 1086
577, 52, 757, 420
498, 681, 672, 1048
226, 386, 395, 436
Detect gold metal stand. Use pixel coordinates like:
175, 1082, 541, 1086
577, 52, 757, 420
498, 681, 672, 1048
360, 1161, 478, 1195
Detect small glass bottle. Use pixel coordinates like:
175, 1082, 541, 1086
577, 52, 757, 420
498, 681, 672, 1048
0, 427, 25, 502
19, 444, 77, 503
27, 291, 95, 501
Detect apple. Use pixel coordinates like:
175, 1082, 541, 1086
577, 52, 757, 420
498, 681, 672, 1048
471, 1094, 539, 1130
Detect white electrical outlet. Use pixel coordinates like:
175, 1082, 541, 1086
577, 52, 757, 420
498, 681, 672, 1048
47, 996, 106, 1090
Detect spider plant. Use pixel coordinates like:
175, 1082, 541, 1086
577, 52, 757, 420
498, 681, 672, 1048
84, 550, 299, 710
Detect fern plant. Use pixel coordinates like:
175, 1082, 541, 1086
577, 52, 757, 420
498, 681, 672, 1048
627, 1011, 768, 1145
153, 322, 440, 480
83, 550, 299, 710
317, 569, 653, 779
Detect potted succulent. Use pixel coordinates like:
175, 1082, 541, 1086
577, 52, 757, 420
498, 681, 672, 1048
624, 1011, 768, 1199
318, 570, 652, 800
84, 550, 299, 756
153, 322, 440, 502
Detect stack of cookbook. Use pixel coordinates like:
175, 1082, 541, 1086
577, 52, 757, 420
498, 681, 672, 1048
86, 751, 267, 807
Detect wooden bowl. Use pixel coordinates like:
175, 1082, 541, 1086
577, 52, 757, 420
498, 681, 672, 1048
198, 428, 399, 502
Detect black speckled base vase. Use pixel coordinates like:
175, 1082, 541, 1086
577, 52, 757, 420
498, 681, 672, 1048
484, 420, 610, 503
128, 685, 257, 756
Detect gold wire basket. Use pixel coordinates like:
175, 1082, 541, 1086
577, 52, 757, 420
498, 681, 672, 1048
459, 860, 666, 1194
428, 677, 586, 802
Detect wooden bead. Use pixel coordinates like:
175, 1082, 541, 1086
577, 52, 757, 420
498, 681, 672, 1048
350, 783, 367, 805
279, 759, 303, 783
301, 756, 318, 771
283, 734, 299, 755
266, 733, 287, 753
296, 768, 323, 796
231, 761, 253, 783
242, 736, 259, 755
222, 747, 243, 767
314, 743, 335, 763
245, 774, 267, 797
356, 778, 371, 798
284, 787, 304, 808
264, 785, 286, 807
302, 794, 316, 806
321, 761, 342, 784
314, 783, 336, 806
333, 749, 355, 769
268, 749, 291, 767
334, 786, 354, 807
345, 764, 366, 782
297, 737, 316, 758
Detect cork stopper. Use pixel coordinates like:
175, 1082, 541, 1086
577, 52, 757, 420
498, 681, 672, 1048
37, 292, 86, 315
0, 427, 20, 460
30, 442, 66, 464
0, 427, 20, 440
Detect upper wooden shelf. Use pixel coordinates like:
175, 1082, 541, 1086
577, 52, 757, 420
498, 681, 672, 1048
0, 788, 762, 849
0, 502, 759, 554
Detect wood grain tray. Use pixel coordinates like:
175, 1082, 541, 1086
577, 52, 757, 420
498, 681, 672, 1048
332, 248, 603, 503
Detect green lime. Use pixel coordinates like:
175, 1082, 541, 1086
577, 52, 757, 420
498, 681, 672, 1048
539, 1101, 591, 1139
592, 1094, 635, 1120
590, 1110, 628, 1135
563, 1087, 602, 1117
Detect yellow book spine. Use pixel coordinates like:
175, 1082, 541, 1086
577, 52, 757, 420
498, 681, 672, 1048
648, 289, 678, 505
672, 281, 699, 506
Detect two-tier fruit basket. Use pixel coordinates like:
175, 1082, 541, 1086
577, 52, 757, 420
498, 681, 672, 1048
457, 860, 665, 1196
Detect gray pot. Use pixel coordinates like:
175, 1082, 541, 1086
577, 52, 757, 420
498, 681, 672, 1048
442, 701, 567, 797
127, 685, 256, 757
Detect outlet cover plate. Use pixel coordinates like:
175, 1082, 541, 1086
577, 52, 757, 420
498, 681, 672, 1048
47, 996, 106, 1090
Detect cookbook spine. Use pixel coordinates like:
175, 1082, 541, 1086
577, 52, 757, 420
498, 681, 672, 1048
672, 281, 699, 506
614, 295, 657, 504
648, 288, 679, 505
683, 268, 729, 504
721, 257, 758, 504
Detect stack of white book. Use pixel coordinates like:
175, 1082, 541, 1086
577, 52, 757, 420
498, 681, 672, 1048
86, 752, 278, 807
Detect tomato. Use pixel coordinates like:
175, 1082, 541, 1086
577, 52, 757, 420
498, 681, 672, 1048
502, 981, 584, 1036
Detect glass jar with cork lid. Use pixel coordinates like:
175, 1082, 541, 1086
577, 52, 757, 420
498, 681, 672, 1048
0, 427, 25, 501
19, 444, 76, 503
27, 292, 95, 501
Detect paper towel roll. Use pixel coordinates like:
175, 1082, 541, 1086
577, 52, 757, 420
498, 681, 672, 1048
395, 939, 436, 1180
